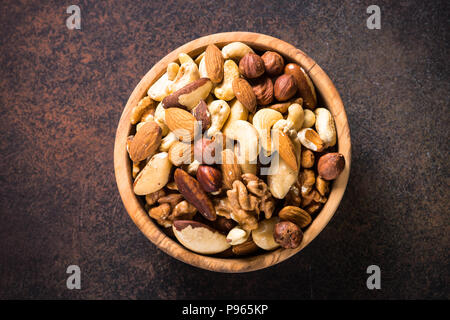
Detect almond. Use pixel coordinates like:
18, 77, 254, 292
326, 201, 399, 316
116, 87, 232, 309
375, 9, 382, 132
220, 149, 242, 189
275, 129, 297, 171
232, 78, 257, 113
162, 78, 213, 110
174, 168, 216, 221
165, 107, 198, 141
196, 165, 222, 193
128, 121, 162, 162
231, 238, 259, 256
205, 44, 224, 83
278, 206, 312, 228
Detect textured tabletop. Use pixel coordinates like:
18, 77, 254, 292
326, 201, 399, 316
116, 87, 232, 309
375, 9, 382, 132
0, 0, 448, 299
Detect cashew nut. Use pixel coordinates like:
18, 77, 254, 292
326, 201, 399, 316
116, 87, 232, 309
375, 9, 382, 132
194, 52, 205, 65
198, 56, 208, 78
206, 100, 230, 137
159, 132, 178, 152
133, 152, 172, 195
154, 102, 169, 136
286, 103, 304, 131
315, 108, 336, 148
252, 108, 283, 155
221, 42, 254, 61
223, 120, 260, 163
214, 59, 240, 101
272, 119, 292, 133
131, 96, 155, 125
302, 109, 316, 128
135, 121, 147, 132
234, 144, 257, 175
178, 53, 194, 65
140, 107, 155, 123
167, 62, 180, 81
169, 61, 200, 93
226, 226, 249, 245
147, 72, 173, 101
187, 159, 201, 175
271, 103, 304, 133
222, 99, 248, 132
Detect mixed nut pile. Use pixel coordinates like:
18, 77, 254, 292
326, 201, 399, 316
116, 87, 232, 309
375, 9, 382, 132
126, 42, 345, 256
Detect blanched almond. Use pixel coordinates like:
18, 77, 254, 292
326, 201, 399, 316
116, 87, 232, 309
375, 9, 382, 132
298, 128, 325, 152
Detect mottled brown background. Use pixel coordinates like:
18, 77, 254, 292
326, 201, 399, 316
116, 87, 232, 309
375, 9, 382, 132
0, 0, 448, 299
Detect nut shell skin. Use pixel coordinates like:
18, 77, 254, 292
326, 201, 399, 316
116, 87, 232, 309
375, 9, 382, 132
196, 165, 222, 192
274, 221, 303, 249
239, 53, 265, 78
192, 100, 211, 132
317, 152, 345, 180
261, 51, 284, 76
274, 74, 297, 101
174, 168, 216, 221
251, 77, 274, 106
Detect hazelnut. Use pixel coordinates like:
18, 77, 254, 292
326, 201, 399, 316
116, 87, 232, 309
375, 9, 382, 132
273, 221, 303, 249
261, 51, 284, 76
251, 77, 273, 106
239, 53, 265, 79
274, 74, 297, 101
196, 165, 222, 193
317, 153, 345, 180
284, 63, 317, 109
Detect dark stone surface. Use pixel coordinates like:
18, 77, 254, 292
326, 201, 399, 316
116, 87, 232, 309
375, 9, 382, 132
0, 0, 448, 299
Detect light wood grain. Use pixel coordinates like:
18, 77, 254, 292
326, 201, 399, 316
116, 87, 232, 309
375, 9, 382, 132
114, 32, 351, 273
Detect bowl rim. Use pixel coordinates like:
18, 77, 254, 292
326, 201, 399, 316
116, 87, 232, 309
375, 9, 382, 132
114, 32, 351, 273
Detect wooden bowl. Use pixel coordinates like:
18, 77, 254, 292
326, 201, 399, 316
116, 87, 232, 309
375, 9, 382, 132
114, 32, 351, 272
